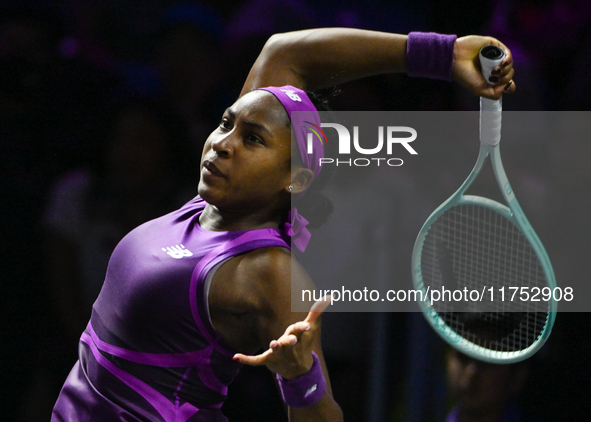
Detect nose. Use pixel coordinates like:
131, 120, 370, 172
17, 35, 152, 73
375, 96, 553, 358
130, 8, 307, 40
209, 130, 235, 157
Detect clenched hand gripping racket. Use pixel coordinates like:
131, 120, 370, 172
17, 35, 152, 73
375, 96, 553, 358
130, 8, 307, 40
411, 46, 556, 363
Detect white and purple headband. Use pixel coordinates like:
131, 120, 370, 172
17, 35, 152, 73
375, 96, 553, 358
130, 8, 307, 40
257, 85, 325, 252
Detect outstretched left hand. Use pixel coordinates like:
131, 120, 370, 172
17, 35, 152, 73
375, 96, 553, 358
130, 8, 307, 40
233, 296, 331, 380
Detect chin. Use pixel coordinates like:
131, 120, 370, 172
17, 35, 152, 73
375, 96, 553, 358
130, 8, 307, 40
197, 183, 214, 203
197, 184, 229, 209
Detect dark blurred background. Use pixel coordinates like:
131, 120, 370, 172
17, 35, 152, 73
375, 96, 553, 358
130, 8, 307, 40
1, 0, 590, 421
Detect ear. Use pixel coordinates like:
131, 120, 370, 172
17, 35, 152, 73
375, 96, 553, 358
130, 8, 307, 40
285, 167, 314, 194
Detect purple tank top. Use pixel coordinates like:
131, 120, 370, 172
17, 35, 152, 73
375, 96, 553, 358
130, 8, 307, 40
52, 197, 290, 422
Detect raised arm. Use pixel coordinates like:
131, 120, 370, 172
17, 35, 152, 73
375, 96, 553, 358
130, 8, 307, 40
240, 28, 515, 100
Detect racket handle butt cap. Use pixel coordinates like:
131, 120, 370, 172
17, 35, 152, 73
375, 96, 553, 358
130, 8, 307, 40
479, 45, 506, 86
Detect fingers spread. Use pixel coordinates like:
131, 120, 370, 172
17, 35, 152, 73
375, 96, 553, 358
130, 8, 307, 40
233, 297, 331, 371
282, 321, 311, 337
274, 333, 299, 348
233, 349, 273, 366
305, 295, 332, 325
310, 294, 332, 313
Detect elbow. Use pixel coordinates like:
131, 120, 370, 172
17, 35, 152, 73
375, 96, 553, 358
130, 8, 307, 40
259, 32, 294, 62
260, 30, 314, 64
243, 30, 311, 92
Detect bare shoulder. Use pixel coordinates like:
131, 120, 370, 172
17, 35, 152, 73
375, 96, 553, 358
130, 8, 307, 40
208, 247, 314, 352
239, 246, 313, 287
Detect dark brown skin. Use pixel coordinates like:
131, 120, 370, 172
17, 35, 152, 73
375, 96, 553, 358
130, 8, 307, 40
198, 28, 516, 422
241, 29, 515, 98
198, 90, 335, 421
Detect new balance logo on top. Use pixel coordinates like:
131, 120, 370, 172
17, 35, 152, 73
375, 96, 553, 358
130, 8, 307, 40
162, 245, 193, 259
304, 384, 317, 398
281, 89, 301, 102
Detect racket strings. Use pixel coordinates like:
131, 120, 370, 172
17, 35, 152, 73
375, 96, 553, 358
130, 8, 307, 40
421, 204, 549, 352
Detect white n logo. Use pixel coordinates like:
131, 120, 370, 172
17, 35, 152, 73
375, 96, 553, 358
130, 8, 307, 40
162, 244, 193, 259
281, 89, 302, 102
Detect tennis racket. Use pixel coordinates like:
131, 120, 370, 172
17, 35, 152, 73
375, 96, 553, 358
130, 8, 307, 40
411, 45, 556, 363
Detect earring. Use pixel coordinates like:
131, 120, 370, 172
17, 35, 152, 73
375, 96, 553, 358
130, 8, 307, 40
288, 186, 293, 192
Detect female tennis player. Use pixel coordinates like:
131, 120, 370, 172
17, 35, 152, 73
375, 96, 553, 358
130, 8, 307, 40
52, 28, 514, 422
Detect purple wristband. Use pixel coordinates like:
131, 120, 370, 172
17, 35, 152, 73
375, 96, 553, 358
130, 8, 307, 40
276, 352, 326, 408
406, 32, 457, 81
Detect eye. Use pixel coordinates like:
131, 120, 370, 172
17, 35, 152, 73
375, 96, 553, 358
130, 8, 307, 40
219, 117, 232, 130
245, 134, 264, 145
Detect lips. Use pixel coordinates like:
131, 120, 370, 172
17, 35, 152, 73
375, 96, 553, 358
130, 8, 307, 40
202, 159, 225, 178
